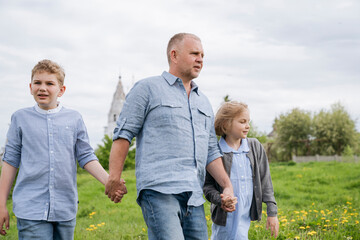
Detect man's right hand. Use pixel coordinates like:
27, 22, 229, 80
0, 207, 9, 236
105, 178, 127, 203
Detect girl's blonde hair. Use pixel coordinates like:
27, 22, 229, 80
215, 101, 249, 137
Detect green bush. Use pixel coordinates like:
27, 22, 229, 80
95, 135, 136, 170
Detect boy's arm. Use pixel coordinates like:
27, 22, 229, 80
0, 162, 18, 236
105, 138, 129, 203
83, 160, 109, 185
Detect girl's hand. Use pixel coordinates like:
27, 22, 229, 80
266, 216, 279, 238
220, 194, 237, 212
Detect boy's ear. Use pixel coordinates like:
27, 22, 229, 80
58, 85, 66, 97
29, 83, 33, 95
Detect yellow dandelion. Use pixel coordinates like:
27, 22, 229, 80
355, 221, 359, 224
313, 210, 318, 213
299, 226, 305, 230
325, 220, 330, 222
320, 210, 325, 215
306, 226, 310, 229
322, 229, 327, 231
310, 231, 317, 235
142, 228, 146, 232
312, 202, 315, 206
327, 211, 332, 215
97, 224, 102, 227
90, 225, 95, 228
291, 219, 295, 222
296, 174, 302, 178
101, 222, 105, 225
333, 224, 338, 227
344, 209, 348, 214
333, 218, 338, 221
321, 217, 326, 220
346, 201, 352, 205
294, 211, 300, 214
281, 219, 287, 223
294, 236, 300, 240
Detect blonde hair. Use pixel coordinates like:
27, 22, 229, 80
31, 59, 65, 86
215, 101, 249, 137
166, 33, 201, 64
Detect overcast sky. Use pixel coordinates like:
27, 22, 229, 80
1, 0, 359, 150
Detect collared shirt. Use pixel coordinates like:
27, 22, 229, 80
3, 103, 97, 221
113, 71, 221, 206
212, 137, 253, 239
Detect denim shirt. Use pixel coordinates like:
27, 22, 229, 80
113, 71, 221, 206
3, 104, 97, 221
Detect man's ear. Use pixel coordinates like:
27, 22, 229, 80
170, 49, 178, 64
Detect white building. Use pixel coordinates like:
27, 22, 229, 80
104, 75, 126, 137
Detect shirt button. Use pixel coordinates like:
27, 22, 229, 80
50, 151, 54, 154
50, 186, 53, 189
48, 118, 51, 121
51, 168, 54, 171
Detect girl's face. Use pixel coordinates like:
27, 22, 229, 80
227, 109, 251, 140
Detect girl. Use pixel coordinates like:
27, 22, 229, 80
203, 101, 279, 239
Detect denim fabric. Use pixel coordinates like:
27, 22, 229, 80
3, 104, 97, 221
113, 71, 221, 206
139, 189, 208, 240
17, 217, 76, 240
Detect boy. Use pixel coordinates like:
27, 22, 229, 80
0, 59, 126, 239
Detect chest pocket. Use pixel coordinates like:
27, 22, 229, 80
195, 106, 211, 132
148, 100, 183, 126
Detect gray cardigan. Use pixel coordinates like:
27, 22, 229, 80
203, 138, 277, 226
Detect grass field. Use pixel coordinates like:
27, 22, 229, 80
3, 161, 360, 239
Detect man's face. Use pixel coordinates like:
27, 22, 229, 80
176, 37, 204, 81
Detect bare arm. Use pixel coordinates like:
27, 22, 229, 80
0, 162, 17, 236
105, 138, 130, 203
83, 160, 109, 185
206, 157, 237, 211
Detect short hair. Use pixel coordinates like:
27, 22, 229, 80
166, 33, 201, 64
215, 101, 249, 137
31, 59, 65, 86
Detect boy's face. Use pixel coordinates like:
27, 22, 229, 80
30, 72, 66, 110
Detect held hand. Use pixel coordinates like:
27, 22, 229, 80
266, 216, 279, 238
0, 207, 9, 236
220, 194, 237, 212
105, 178, 127, 203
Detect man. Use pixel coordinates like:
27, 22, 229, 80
105, 33, 235, 239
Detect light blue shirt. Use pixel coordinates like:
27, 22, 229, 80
3, 104, 97, 221
113, 71, 221, 206
212, 137, 253, 240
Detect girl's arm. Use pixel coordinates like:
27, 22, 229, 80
0, 162, 18, 236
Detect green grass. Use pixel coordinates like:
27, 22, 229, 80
3, 161, 360, 239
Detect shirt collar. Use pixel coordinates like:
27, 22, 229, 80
161, 71, 200, 96
34, 102, 63, 114
219, 137, 250, 153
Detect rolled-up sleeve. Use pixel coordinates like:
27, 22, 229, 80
113, 81, 149, 142
206, 116, 222, 166
3, 114, 22, 168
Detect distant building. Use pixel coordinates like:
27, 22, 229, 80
104, 75, 126, 137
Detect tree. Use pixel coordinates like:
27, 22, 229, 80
95, 135, 136, 170
312, 102, 357, 155
272, 108, 312, 161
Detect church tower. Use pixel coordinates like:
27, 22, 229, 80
104, 75, 126, 137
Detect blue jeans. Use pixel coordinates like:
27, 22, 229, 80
17, 217, 76, 240
138, 189, 208, 240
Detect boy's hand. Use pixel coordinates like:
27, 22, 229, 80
105, 178, 127, 203
0, 207, 9, 236
220, 194, 237, 212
